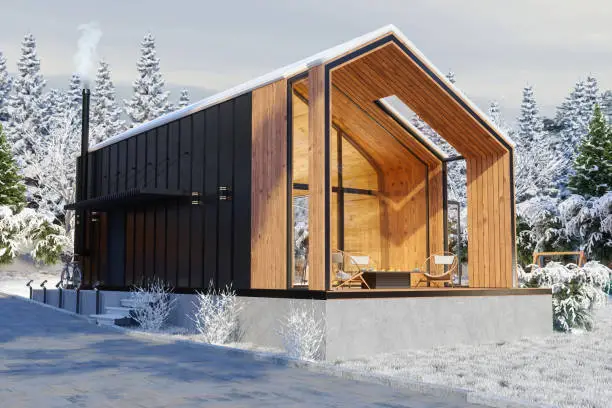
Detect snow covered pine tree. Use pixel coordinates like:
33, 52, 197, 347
0, 124, 25, 211
124, 33, 173, 125
6, 33, 46, 159
514, 85, 562, 201
568, 105, 612, 197
177, 89, 190, 109
90, 60, 125, 145
0, 51, 12, 122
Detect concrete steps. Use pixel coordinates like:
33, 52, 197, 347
90, 298, 141, 327
120, 298, 139, 308
90, 313, 134, 327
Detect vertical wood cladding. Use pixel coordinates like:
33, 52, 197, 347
84, 94, 252, 289
250, 79, 287, 289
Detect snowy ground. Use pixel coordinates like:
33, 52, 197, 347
0, 257, 62, 298
0, 293, 481, 408
329, 301, 612, 408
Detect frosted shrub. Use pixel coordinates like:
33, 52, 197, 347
277, 300, 325, 361
0, 206, 71, 264
519, 261, 611, 332
191, 282, 241, 344
130, 278, 176, 332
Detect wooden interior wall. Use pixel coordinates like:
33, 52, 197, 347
308, 65, 327, 290
250, 79, 288, 289
378, 167, 428, 274
466, 152, 514, 288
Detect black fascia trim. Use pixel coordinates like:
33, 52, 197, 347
444, 155, 465, 163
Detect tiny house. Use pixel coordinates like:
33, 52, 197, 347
66, 25, 551, 358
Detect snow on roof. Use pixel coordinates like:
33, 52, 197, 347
90, 24, 513, 152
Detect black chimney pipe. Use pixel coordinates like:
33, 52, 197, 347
77, 88, 90, 256
81, 88, 90, 199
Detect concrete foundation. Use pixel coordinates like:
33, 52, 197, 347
30, 289, 552, 361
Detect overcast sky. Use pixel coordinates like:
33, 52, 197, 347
0, 0, 610, 122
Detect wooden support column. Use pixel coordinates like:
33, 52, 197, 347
308, 64, 327, 290
250, 80, 287, 289
466, 152, 515, 288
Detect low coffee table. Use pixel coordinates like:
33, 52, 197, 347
361, 270, 418, 289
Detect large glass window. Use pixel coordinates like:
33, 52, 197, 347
330, 128, 382, 285
290, 78, 309, 287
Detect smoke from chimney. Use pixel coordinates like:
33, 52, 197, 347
74, 22, 102, 87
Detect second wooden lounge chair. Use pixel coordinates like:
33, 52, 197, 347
415, 252, 458, 288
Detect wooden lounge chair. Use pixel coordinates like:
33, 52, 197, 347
415, 252, 458, 288
334, 252, 371, 290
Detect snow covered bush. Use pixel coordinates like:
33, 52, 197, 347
130, 278, 176, 332
559, 193, 612, 263
519, 261, 611, 332
0, 206, 71, 264
277, 300, 325, 361
516, 196, 571, 265
190, 281, 241, 344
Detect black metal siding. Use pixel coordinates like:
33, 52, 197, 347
82, 93, 252, 289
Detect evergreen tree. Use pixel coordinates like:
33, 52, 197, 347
66, 73, 82, 113
0, 51, 12, 122
6, 33, 46, 156
488, 101, 501, 126
0, 124, 25, 211
64, 73, 82, 134
517, 85, 540, 152
601, 90, 612, 123
91, 60, 125, 145
556, 80, 602, 195
41, 89, 68, 125
514, 86, 562, 201
177, 89, 190, 109
568, 105, 612, 197
584, 75, 600, 115
446, 70, 456, 85
124, 33, 172, 125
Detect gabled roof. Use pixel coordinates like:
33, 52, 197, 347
90, 24, 513, 152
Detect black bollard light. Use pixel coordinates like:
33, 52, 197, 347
40, 280, 48, 304
26, 280, 33, 300
55, 280, 63, 308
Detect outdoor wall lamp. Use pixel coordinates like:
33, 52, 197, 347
191, 192, 202, 205
218, 186, 232, 201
